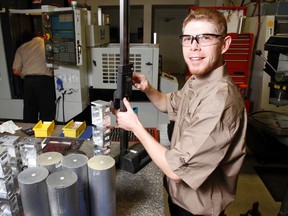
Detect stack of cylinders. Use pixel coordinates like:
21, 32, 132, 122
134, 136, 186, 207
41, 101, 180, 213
46, 170, 80, 216
88, 155, 116, 216
17, 166, 50, 216
36, 152, 63, 173
61, 154, 89, 216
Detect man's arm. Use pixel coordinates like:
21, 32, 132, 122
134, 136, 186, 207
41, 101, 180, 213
133, 73, 168, 112
145, 84, 168, 112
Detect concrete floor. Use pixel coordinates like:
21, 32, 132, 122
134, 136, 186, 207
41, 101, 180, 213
225, 149, 281, 215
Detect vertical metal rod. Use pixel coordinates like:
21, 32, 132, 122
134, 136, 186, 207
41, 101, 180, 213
119, 0, 130, 165
120, 0, 130, 65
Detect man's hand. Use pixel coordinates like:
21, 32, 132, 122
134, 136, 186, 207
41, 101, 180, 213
114, 97, 141, 132
132, 72, 150, 92
12, 69, 22, 77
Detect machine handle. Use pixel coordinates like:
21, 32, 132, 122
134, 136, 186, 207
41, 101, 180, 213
255, 50, 278, 74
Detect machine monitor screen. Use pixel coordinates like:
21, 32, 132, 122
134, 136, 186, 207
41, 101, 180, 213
275, 17, 288, 35
51, 13, 74, 38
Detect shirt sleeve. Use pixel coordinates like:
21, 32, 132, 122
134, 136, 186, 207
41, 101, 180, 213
12, 48, 23, 70
165, 89, 243, 190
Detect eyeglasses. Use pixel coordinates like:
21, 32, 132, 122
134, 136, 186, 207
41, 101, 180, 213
179, 34, 224, 47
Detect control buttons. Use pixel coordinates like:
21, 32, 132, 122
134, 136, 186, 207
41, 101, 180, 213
43, 14, 50, 22
45, 43, 52, 52
43, 33, 51, 40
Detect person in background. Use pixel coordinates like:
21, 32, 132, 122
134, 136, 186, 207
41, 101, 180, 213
114, 8, 247, 216
13, 31, 56, 123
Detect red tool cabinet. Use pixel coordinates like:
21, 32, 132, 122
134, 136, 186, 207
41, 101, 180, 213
225, 33, 254, 113
225, 33, 253, 87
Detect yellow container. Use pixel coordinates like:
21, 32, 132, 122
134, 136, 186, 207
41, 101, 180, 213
62, 120, 86, 138
33, 120, 55, 138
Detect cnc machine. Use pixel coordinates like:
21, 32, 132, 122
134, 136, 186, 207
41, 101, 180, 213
42, 5, 92, 123
245, 13, 288, 215
244, 7, 288, 164
244, 14, 288, 112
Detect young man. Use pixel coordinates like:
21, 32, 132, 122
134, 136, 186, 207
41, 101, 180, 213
13, 32, 56, 123
114, 8, 247, 216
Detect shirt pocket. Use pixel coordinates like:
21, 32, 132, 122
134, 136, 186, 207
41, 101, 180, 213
178, 91, 199, 130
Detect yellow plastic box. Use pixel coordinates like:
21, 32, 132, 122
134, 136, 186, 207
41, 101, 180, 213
33, 120, 55, 138
62, 120, 86, 138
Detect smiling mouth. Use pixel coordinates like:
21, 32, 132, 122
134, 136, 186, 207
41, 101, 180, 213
190, 57, 203, 61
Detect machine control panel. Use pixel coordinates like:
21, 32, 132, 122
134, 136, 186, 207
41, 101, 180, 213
42, 9, 85, 66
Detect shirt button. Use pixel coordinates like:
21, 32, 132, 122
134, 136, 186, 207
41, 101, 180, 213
179, 157, 186, 165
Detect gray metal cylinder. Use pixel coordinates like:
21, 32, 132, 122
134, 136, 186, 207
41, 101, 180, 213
46, 170, 80, 216
61, 154, 89, 216
17, 166, 50, 216
88, 155, 116, 216
36, 152, 63, 173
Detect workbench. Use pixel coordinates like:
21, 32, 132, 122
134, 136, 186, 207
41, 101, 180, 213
0, 121, 165, 215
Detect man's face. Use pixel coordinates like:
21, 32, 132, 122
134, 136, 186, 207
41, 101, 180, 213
182, 20, 231, 77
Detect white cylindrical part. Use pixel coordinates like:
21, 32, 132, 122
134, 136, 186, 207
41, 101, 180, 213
17, 166, 50, 216
153, 32, 157, 44
71, 1, 77, 9
62, 154, 89, 216
36, 152, 63, 173
88, 155, 116, 216
237, 16, 246, 34
98, 8, 102, 25
46, 170, 80, 216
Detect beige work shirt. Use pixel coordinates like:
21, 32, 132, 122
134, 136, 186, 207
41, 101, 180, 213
13, 37, 52, 78
165, 65, 247, 215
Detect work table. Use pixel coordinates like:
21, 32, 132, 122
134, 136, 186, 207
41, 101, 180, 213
116, 163, 164, 215
0, 121, 165, 215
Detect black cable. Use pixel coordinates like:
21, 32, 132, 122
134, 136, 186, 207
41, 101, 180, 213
62, 91, 65, 125
55, 96, 61, 123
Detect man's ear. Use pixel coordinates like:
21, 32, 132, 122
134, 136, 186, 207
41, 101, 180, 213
221, 35, 232, 54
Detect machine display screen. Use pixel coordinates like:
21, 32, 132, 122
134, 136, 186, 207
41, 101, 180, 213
51, 13, 74, 38
276, 22, 288, 35
275, 17, 288, 35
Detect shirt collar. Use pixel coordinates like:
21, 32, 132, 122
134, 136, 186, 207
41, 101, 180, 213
188, 64, 228, 90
